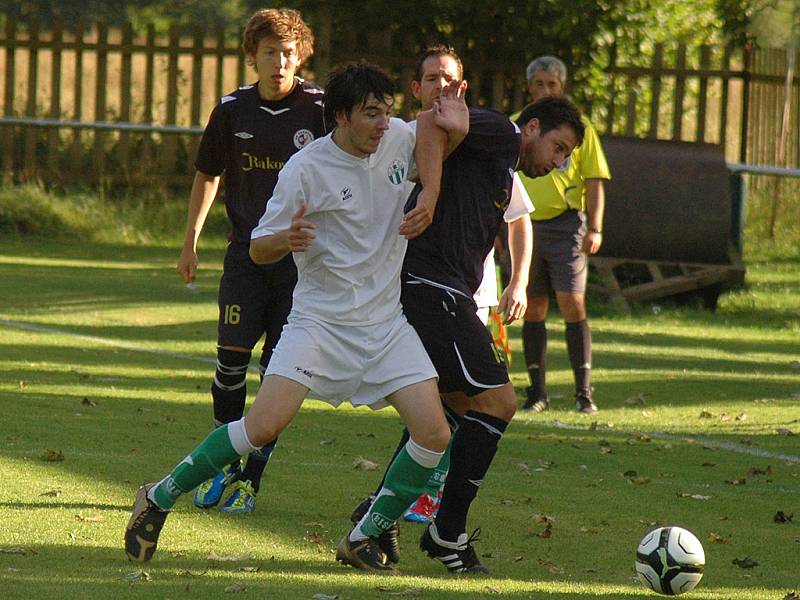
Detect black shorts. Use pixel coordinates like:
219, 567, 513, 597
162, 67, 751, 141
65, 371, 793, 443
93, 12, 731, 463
528, 209, 588, 296
217, 242, 296, 355
401, 278, 509, 396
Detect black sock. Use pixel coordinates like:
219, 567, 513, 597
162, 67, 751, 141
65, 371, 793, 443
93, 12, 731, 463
522, 320, 548, 400
211, 347, 250, 426
211, 347, 250, 472
565, 319, 592, 393
434, 410, 508, 542
239, 440, 277, 493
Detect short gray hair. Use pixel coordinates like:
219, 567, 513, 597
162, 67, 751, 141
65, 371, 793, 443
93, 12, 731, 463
526, 56, 567, 83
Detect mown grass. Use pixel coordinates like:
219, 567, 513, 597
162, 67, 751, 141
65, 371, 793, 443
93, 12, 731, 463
0, 186, 798, 599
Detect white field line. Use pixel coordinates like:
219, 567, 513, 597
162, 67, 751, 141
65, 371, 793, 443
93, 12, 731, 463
540, 419, 800, 464
0, 317, 260, 374
4, 317, 800, 464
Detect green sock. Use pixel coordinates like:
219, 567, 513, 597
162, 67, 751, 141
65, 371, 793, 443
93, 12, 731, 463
359, 446, 435, 538
424, 443, 451, 496
151, 425, 242, 509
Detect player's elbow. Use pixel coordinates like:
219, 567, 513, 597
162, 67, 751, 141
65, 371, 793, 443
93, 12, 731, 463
249, 237, 271, 264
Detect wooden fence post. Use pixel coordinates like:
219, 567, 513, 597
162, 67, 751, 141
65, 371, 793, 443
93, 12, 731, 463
47, 19, 63, 181
119, 22, 133, 184
23, 19, 40, 181
648, 43, 663, 138
2, 18, 16, 180
69, 19, 85, 177
696, 45, 711, 143
672, 43, 687, 141
93, 22, 108, 188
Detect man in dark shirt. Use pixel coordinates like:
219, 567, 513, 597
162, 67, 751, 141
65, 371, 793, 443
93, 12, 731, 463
175, 8, 325, 514
379, 94, 584, 573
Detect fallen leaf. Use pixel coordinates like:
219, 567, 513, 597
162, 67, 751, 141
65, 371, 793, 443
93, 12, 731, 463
0, 547, 27, 555
636, 433, 652, 442
735, 412, 747, 421
782, 592, 799, 600
304, 531, 326, 550
623, 470, 638, 478
122, 571, 151, 582
483, 587, 501, 594
74, 514, 104, 523
777, 428, 796, 436
39, 489, 61, 497
239, 566, 260, 572
537, 558, 564, 574
40, 449, 64, 462
536, 522, 553, 539
677, 493, 711, 500
312, 594, 339, 600
725, 478, 746, 486
599, 446, 612, 454
774, 511, 794, 524
376, 587, 423, 597
708, 532, 732, 544
517, 462, 532, 475
532, 514, 554, 523
748, 466, 772, 477
699, 410, 714, 419
18, 380, 25, 389
629, 476, 651, 485
641, 410, 653, 417
319, 438, 336, 446
789, 360, 800, 369
81, 398, 96, 406
701, 462, 716, 467
353, 457, 379, 471
624, 394, 647, 406
207, 551, 251, 562
514, 554, 525, 562
732, 556, 759, 569
224, 583, 246, 593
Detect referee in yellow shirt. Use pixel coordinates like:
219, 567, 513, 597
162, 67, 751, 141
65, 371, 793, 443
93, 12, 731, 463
513, 56, 611, 414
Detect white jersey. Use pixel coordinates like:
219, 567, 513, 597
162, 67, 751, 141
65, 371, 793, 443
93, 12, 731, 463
251, 118, 416, 326
473, 172, 534, 309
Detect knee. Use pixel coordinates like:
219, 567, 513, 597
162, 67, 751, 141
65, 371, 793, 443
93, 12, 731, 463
524, 296, 548, 321
243, 415, 280, 448
417, 423, 451, 454
495, 393, 517, 422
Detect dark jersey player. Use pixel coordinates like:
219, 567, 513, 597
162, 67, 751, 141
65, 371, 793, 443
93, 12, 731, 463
354, 95, 585, 573
175, 8, 324, 515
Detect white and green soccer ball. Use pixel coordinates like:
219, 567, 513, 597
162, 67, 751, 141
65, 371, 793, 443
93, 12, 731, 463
635, 526, 705, 595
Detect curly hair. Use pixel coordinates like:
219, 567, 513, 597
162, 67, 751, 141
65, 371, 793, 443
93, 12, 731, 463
242, 8, 314, 65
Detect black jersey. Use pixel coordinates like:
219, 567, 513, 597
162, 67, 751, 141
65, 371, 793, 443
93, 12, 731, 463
195, 79, 325, 243
403, 108, 520, 297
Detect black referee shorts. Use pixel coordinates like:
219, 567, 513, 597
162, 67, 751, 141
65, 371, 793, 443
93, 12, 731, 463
401, 278, 509, 397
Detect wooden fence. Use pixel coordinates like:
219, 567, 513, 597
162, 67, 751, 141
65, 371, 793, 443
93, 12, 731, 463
1, 18, 798, 190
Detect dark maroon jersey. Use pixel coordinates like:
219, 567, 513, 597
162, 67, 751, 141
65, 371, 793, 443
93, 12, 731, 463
403, 108, 521, 297
195, 79, 325, 243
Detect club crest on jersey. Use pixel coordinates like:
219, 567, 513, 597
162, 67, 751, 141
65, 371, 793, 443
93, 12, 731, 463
387, 159, 407, 186
293, 129, 314, 149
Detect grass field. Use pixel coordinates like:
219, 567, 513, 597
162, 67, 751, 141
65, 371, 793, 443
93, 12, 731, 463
0, 233, 798, 600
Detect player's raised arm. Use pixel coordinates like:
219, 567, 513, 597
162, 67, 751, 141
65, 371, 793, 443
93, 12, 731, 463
250, 203, 316, 264
400, 81, 468, 240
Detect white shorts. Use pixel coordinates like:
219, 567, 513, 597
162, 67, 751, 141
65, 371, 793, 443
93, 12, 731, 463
265, 310, 438, 409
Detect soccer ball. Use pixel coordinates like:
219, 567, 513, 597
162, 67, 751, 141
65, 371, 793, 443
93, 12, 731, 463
635, 526, 705, 595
